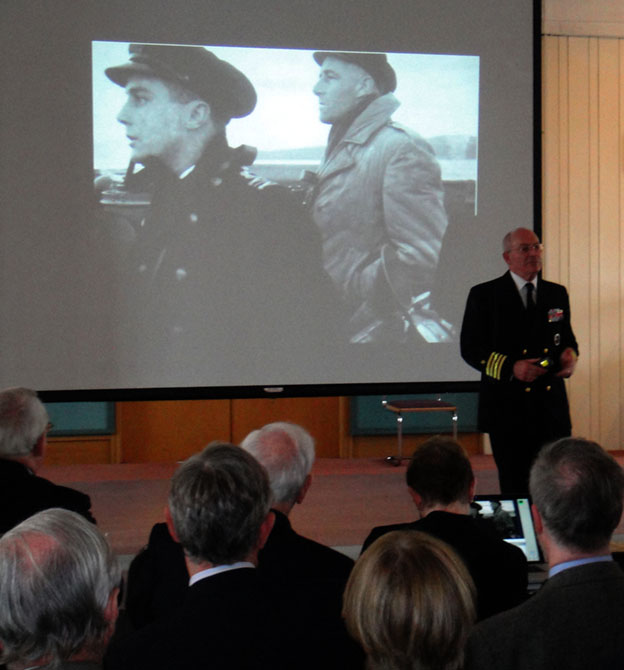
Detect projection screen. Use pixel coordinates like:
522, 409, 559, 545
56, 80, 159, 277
0, 0, 539, 399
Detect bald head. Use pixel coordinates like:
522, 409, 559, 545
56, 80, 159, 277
241, 422, 315, 511
502, 227, 543, 281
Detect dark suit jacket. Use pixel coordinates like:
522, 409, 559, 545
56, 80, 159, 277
460, 271, 578, 434
260, 511, 363, 669
361, 511, 528, 620
105, 567, 293, 670
464, 561, 624, 670
125, 511, 353, 626
123, 511, 363, 669
0, 458, 95, 534
259, 510, 354, 616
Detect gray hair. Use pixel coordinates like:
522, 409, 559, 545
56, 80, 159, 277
168, 442, 271, 564
530, 437, 624, 553
0, 508, 120, 669
241, 422, 315, 506
0, 387, 49, 457
502, 230, 514, 253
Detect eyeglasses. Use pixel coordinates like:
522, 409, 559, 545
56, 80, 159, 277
507, 243, 543, 254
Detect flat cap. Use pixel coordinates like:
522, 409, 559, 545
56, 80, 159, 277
106, 44, 257, 120
313, 51, 397, 94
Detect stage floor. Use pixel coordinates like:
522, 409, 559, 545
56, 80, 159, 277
40, 454, 624, 560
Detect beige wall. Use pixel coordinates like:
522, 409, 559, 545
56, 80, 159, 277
542, 0, 624, 449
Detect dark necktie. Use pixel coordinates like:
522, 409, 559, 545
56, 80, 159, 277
525, 282, 536, 315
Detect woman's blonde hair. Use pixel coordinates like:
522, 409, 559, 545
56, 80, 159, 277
343, 530, 476, 670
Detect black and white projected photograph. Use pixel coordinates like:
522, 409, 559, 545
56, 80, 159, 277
0, 0, 537, 396
92, 42, 479, 357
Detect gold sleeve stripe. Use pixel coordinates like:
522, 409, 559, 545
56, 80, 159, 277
485, 352, 507, 380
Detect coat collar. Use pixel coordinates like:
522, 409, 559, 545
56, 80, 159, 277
317, 93, 400, 180
340, 93, 400, 146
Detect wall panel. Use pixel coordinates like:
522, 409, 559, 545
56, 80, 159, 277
117, 399, 231, 462
542, 34, 623, 449
230, 397, 343, 457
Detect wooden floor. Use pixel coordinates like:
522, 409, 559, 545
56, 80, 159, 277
40, 454, 624, 559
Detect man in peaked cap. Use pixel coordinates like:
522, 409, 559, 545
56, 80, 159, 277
310, 51, 451, 344
101, 44, 339, 380
105, 44, 257, 174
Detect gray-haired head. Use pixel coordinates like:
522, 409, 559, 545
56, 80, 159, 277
502, 227, 539, 253
241, 422, 315, 507
0, 508, 120, 669
0, 387, 49, 458
530, 437, 624, 553
168, 442, 271, 565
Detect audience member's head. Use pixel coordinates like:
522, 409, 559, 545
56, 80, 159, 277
241, 421, 315, 512
530, 437, 624, 555
167, 442, 272, 567
406, 436, 475, 514
0, 508, 120, 669
344, 530, 476, 670
0, 387, 49, 463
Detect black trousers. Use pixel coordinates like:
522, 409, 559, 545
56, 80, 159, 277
489, 422, 570, 496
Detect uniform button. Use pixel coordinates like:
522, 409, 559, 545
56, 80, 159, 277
522, 349, 527, 355
546, 385, 551, 391
175, 268, 187, 281
211, 177, 223, 186
543, 348, 549, 353
189, 213, 198, 224
138, 264, 147, 273
525, 387, 531, 392
480, 360, 486, 365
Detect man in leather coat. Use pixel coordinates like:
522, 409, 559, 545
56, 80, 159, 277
311, 51, 450, 343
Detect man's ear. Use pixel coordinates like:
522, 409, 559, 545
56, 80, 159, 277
531, 503, 543, 535
356, 74, 378, 98
295, 474, 312, 505
468, 477, 476, 501
185, 100, 211, 129
257, 511, 275, 551
105, 586, 121, 625
165, 506, 181, 543
32, 432, 46, 459
408, 486, 422, 508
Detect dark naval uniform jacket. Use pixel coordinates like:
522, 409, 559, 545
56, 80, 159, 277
118, 137, 341, 383
460, 271, 578, 437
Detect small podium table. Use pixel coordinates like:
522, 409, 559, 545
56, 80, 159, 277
382, 398, 458, 465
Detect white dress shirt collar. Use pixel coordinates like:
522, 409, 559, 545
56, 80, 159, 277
189, 561, 254, 586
